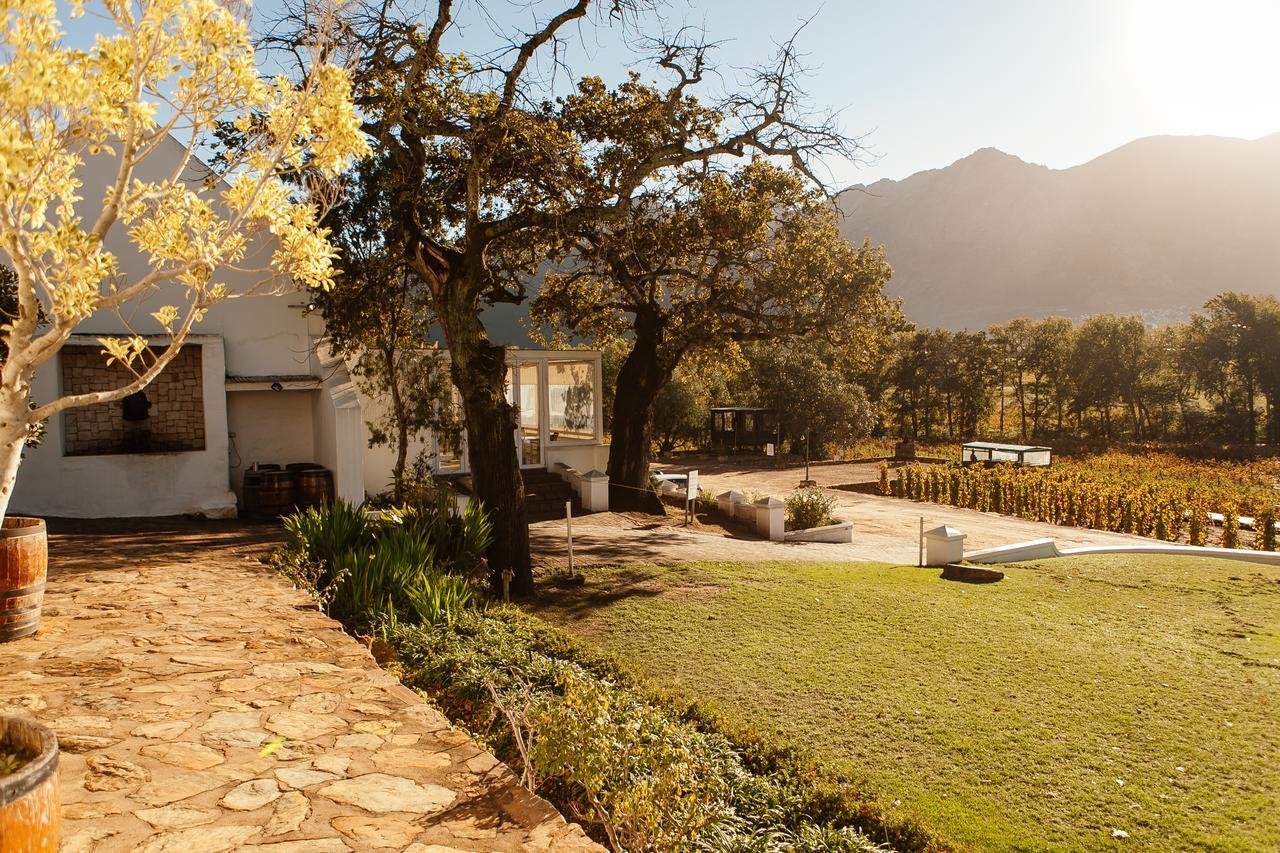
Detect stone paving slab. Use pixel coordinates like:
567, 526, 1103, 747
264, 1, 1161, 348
0, 522, 600, 852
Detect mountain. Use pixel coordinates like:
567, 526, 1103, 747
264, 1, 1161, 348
835, 134, 1280, 329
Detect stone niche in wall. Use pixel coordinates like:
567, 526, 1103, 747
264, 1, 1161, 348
61, 344, 206, 456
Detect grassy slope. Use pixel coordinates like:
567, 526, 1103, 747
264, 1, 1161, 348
531, 556, 1280, 852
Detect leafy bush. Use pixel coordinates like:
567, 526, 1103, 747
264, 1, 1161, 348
389, 608, 909, 852
786, 487, 837, 531
275, 496, 489, 629
398, 491, 493, 584
530, 670, 738, 851
281, 499, 370, 575
878, 462, 891, 495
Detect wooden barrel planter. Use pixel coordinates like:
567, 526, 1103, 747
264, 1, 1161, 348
0, 716, 59, 852
257, 469, 296, 518
294, 467, 334, 510
0, 518, 48, 643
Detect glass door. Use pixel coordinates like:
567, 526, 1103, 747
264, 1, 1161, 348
510, 362, 544, 467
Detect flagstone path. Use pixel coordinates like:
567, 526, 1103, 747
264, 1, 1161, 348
0, 520, 599, 853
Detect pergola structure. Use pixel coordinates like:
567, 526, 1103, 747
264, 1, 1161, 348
709, 407, 778, 454
961, 441, 1052, 467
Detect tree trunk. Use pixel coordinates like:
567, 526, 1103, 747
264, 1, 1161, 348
1016, 371, 1027, 440
1246, 374, 1257, 444
998, 377, 1005, 434
437, 285, 532, 597
386, 347, 409, 502
605, 315, 672, 513
0, 395, 29, 521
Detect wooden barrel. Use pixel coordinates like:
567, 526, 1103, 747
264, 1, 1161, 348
257, 470, 296, 518
241, 464, 282, 518
0, 716, 59, 852
295, 468, 334, 509
0, 518, 48, 643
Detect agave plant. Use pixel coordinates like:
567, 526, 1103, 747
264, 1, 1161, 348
282, 499, 371, 573
404, 572, 474, 626
280, 492, 491, 629
398, 491, 493, 583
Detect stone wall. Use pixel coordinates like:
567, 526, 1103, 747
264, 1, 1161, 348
61, 345, 206, 456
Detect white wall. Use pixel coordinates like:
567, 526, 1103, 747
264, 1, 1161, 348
7, 134, 612, 517
52, 137, 322, 371
352, 381, 435, 498
227, 390, 317, 498
12, 335, 237, 518
7, 137, 333, 518
312, 345, 366, 506
545, 443, 610, 473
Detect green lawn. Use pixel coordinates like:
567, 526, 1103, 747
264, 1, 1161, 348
531, 556, 1280, 852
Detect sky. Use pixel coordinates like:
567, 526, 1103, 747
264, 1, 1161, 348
58, 0, 1280, 188
579, 0, 1280, 187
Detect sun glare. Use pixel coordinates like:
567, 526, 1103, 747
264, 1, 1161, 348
1119, 0, 1280, 136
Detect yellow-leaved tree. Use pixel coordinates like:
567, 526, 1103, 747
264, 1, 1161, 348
0, 0, 368, 519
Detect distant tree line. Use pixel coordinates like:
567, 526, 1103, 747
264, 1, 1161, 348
629, 291, 1280, 457
882, 292, 1280, 446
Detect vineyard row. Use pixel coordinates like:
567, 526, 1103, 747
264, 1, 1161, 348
880, 462, 1279, 551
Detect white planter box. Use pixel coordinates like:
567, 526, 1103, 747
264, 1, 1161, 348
784, 521, 853, 543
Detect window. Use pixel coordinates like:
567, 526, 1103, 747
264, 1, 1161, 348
547, 360, 595, 442
519, 362, 542, 464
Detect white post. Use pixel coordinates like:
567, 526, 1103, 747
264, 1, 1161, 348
755, 496, 785, 542
918, 516, 924, 567
565, 499, 575, 578
717, 490, 741, 515
685, 470, 699, 525
581, 470, 609, 512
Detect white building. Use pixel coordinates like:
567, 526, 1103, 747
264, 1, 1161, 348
9, 138, 607, 519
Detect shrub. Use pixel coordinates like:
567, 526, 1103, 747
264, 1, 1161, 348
530, 670, 737, 851
786, 487, 837, 531
397, 491, 493, 584
877, 462, 890, 495
275, 495, 488, 630
390, 607, 922, 852
281, 499, 371, 575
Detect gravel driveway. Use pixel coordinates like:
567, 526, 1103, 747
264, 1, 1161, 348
531, 458, 1159, 567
